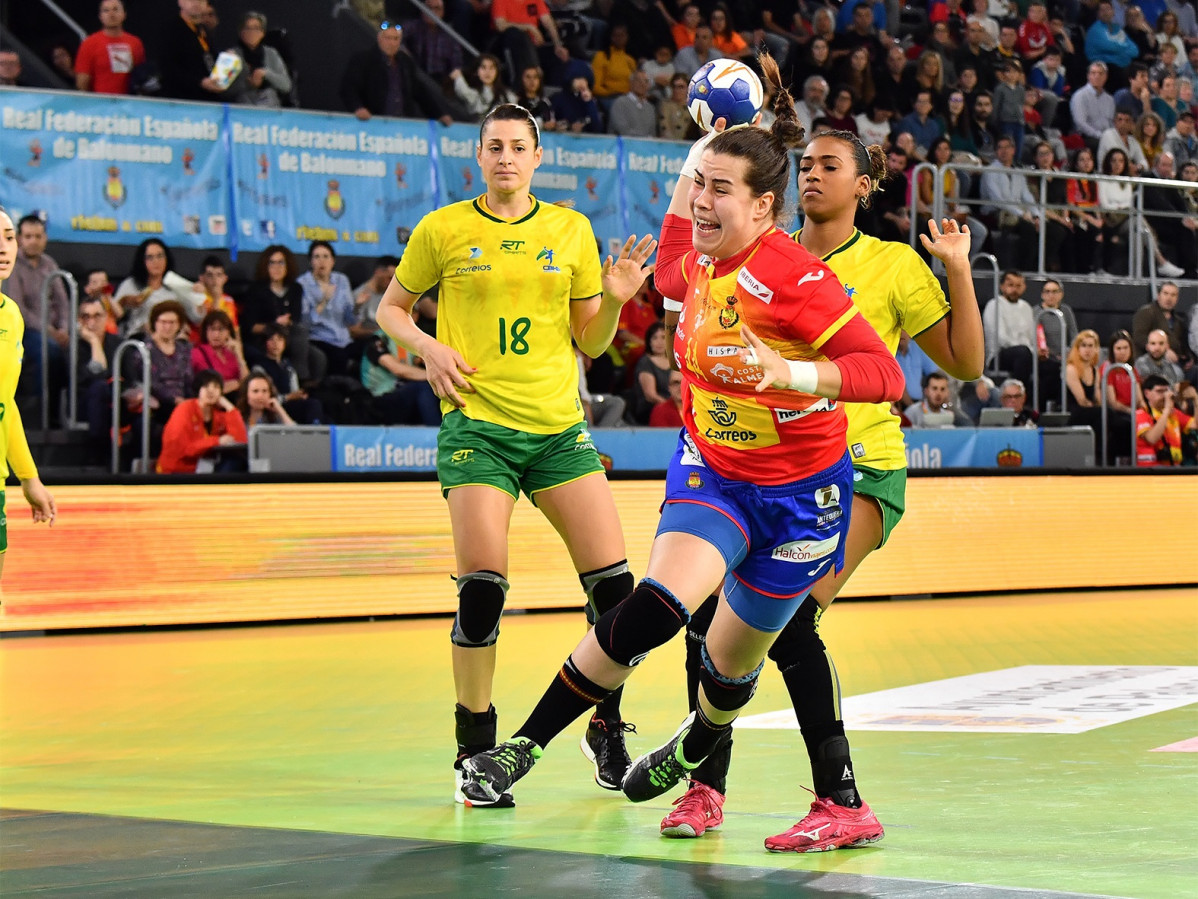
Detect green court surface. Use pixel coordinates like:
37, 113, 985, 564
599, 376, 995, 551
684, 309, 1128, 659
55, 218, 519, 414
1, 588, 1194, 897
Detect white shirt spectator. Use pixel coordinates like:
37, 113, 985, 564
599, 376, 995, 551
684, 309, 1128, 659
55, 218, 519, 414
855, 112, 893, 146
980, 158, 1036, 218
983, 296, 1037, 353
1097, 126, 1148, 171
1070, 83, 1116, 140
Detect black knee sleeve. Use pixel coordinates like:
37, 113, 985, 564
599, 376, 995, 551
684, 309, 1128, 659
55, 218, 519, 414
685, 594, 718, 710
450, 570, 509, 647
767, 594, 826, 671
593, 578, 690, 667
699, 643, 764, 712
579, 560, 634, 625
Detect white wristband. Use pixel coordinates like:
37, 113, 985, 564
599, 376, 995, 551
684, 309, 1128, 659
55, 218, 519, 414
662, 296, 683, 313
785, 359, 819, 394
680, 130, 716, 179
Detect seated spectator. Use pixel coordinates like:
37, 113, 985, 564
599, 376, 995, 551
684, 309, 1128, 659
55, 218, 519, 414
1064, 329, 1102, 424
340, 20, 452, 123
982, 269, 1036, 389
0, 49, 24, 86
1132, 282, 1188, 358
659, 71, 702, 140
918, 137, 990, 253
1122, 4, 1158, 62
895, 331, 940, 409
351, 255, 399, 342
1086, 1, 1139, 71
992, 60, 1025, 158
191, 309, 249, 400
240, 245, 324, 385
904, 371, 973, 427
158, 0, 221, 102
954, 373, 1001, 424
971, 90, 999, 162
833, 1, 888, 62
194, 254, 240, 341
119, 300, 191, 468
1165, 110, 1198, 168
632, 321, 671, 424
894, 89, 943, 160
866, 145, 914, 244
1066, 146, 1105, 273
1070, 61, 1115, 150
491, 0, 571, 85
823, 86, 859, 135
1029, 143, 1073, 272
1034, 278, 1078, 399
297, 241, 356, 377
611, 274, 660, 381
1017, 1, 1054, 64
1097, 148, 1134, 274
648, 369, 685, 428
156, 369, 248, 474
218, 12, 292, 107
451, 53, 517, 120
1151, 43, 1183, 93
609, 70, 657, 136
924, 22, 960, 88
1098, 111, 1147, 176
577, 347, 627, 428
957, 18, 997, 87
1158, 8, 1187, 56
642, 44, 677, 101
1138, 112, 1167, 169
664, 3, 701, 51
7, 214, 69, 415
998, 378, 1039, 426
674, 25, 725, 77
75, 296, 122, 461
516, 65, 557, 130
1136, 328, 1187, 384
237, 370, 295, 429
1114, 62, 1153, 120
255, 324, 323, 424
403, 0, 463, 87
1136, 374, 1197, 465
360, 330, 441, 426
1101, 328, 1143, 461
795, 75, 831, 137
112, 238, 206, 337
550, 74, 603, 132
81, 268, 120, 334
1144, 152, 1197, 279
592, 24, 638, 106
980, 136, 1038, 270
709, 4, 751, 61
1152, 72, 1189, 133
857, 97, 896, 147
75, 0, 145, 95
837, 46, 876, 111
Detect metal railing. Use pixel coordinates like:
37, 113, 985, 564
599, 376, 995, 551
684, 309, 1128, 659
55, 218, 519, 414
111, 340, 151, 475
1099, 362, 1138, 468
1034, 307, 1067, 413
37, 269, 79, 431
972, 253, 1004, 375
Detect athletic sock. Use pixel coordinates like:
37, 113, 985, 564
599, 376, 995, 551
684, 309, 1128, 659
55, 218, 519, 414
593, 685, 624, 723
679, 705, 732, 767
689, 731, 732, 794
454, 703, 498, 762
515, 655, 611, 750
780, 655, 861, 808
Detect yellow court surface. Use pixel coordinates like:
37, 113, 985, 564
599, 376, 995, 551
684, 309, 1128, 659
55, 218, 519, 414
2, 585, 1195, 898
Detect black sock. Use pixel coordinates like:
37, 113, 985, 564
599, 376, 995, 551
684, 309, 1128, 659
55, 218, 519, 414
679, 705, 733, 767
689, 732, 733, 795
593, 685, 624, 722
454, 703, 497, 763
515, 655, 611, 749
683, 595, 730, 791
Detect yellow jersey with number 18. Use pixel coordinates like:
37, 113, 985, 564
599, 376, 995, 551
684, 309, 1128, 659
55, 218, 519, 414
793, 229, 949, 471
0, 293, 38, 481
396, 195, 602, 434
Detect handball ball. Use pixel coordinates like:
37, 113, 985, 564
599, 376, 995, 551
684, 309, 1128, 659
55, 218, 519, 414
687, 60, 765, 132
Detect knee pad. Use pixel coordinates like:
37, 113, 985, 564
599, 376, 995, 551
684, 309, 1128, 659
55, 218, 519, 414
450, 570, 509, 647
700, 643, 764, 712
767, 594, 826, 672
593, 577, 690, 667
579, 559, 634, 625
686, 593, 718, 645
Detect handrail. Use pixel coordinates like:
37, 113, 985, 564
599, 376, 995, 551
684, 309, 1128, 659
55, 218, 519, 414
405, 0, 481, 59
111, 340, 151, 475
1034, 307, 1067, 413
971, 253, 1001, 372
1099, 361, 1138, 468
38, 269, 79, 431
33, 0, 87, 41
909, 161, 938, 250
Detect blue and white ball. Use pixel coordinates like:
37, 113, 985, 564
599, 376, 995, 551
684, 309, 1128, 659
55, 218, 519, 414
687, 60, 765, 132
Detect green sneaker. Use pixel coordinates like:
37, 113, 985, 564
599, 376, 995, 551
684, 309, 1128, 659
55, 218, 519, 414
461, 737, 542, 807
621, 713, 700, 802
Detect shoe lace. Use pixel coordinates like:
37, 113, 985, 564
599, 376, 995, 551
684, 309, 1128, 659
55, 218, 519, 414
489, 740, 536, 778
593, 720, 636, 763
646, 748, 688, 790
672, 781, 718, 816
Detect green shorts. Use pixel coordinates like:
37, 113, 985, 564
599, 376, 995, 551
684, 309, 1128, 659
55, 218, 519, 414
437, 411, 605, 504
851, 465, 906, 548
0, 488, 7, 554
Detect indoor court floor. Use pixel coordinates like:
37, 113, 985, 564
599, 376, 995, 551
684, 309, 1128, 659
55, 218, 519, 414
2, 586, 1195, 898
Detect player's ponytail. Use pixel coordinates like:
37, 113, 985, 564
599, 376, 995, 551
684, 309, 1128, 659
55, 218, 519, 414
706, 52, 801, 221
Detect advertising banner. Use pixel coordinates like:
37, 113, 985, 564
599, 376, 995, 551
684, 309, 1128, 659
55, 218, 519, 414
0, 88, 229, 248
904, 427, 1043, 468
620, 137, 688, 243
227, 107, 438, 255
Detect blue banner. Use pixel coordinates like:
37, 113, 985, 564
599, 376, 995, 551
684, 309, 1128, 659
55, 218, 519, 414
434, 122, 485, 207
533, 132, 622, 255
904, 428, 1043, 468
227, 107, 438, 255
621, 137, 688, 242
0, 88, 229, 248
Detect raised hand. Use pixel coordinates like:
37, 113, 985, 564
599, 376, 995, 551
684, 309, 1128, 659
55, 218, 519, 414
601, 234, 658, 304
920, 217, 971, 265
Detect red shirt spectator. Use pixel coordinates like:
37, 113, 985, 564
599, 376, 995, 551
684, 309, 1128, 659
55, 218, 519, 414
75, 0, 146, 94
1135, 377, 1195, 465
157, 394, 248, 473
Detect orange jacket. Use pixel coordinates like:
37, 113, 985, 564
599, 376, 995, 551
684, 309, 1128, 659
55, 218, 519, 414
156, 398, 247, 473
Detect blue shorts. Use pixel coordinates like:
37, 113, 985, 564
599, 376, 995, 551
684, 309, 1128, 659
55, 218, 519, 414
656, 433, 853, 633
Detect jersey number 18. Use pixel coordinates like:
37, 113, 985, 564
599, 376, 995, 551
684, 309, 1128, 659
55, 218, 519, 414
498, 317, 531, 355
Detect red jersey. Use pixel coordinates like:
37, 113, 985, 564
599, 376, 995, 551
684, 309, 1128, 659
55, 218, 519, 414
75, 30, 146, 94
656, 214, 903, 484
1136, 406, 1195, 466
492, 0, 548, 28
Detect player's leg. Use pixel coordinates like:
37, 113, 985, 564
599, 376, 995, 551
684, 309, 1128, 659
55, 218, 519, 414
534, 471, 638, 790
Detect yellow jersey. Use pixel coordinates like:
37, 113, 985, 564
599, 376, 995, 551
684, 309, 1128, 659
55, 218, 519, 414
396, 195, 602, 433
793, 229, 949, 470
0, 293, 38, 481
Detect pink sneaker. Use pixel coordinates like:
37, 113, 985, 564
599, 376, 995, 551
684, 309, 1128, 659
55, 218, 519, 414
659, 780, 725, 838
764, 796, 884, 852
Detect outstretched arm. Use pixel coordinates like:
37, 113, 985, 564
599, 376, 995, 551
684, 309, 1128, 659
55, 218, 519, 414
915, 218, 984, 381
573, 235, 658, 357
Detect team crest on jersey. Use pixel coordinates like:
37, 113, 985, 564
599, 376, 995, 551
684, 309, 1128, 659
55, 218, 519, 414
815, 485, 840, 508
537, 247, 560, 273
709, 397, 737, 427
736, 267, 774, 303
718, 306, 739, 329
686, 472, 703, 489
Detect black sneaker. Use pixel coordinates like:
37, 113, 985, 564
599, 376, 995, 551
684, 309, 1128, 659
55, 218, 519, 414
581, 717, 637, 790
455, 756, 514, 808
621, 713, 699, 803
461, 738, 542, 807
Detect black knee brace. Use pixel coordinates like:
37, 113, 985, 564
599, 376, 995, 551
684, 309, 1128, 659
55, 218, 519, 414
450, 570, 509, 647
700, 642, 764, 712
767, 594, 826, 672
685, 594, 719, 710
593, 578, 690, 667
579, 559, 635, 625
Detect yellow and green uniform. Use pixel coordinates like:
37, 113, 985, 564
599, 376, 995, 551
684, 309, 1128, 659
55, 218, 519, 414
792, 229, 949, 542
0, 293, 39, 552
396, 195, 602, 432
